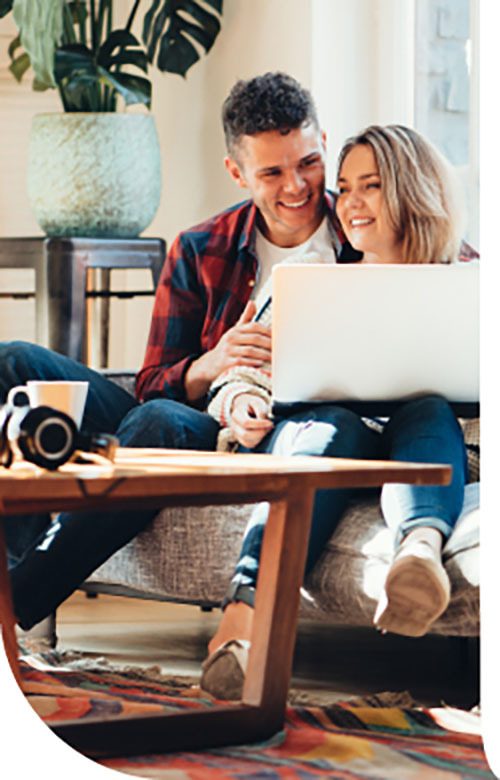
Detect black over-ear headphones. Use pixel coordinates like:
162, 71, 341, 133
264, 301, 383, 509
0, 402, 117, 471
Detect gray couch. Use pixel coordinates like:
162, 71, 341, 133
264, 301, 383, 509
85, 374, 480, 637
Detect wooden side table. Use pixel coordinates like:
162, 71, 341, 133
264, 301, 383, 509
0, 449, 451, 758
0, 237, 166, 366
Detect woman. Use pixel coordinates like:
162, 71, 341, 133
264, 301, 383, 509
201, 125, 471, 700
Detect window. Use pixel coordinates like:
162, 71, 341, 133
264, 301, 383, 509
414, 0, 479, 246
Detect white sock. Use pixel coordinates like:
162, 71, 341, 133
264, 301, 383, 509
401, 526, 444, 556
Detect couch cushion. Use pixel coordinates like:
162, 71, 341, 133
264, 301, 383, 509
460, 417, 480, 482
301, 482, 479, 636
102, 369, 136, 396
88, 483, 479, 636
88, 502, 253, 605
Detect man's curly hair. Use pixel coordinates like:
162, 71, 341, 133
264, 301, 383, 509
222, 72, 319, 155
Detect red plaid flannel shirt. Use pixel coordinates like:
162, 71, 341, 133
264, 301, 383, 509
136, 191, 353, 405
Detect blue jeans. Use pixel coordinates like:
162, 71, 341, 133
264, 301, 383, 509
227, 396, 467, 603
1, 342, 219, 629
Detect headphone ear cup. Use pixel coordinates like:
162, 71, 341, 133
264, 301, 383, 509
18, 406, 77, 470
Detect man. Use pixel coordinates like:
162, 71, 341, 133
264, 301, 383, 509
1, 72, 357, 640
136, 72, 358, 414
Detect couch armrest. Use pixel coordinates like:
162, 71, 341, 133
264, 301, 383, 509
101, 369, 136, 397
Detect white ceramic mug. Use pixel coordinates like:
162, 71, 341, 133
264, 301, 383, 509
7, 380, 89, 429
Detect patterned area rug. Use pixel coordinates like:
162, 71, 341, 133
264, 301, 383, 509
20, 650, 492, 779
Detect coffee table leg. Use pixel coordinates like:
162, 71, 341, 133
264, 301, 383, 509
51, 486, 317, 757
242, 486, 315, 730
0, 521, 23, 688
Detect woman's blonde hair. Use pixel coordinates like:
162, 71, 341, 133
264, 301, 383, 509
336, 125, 465, 263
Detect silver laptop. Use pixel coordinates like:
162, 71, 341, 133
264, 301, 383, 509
271, 263, 479, 408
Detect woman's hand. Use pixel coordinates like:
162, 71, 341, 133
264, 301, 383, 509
230, 393, 274, 449
185, 301, 272, 401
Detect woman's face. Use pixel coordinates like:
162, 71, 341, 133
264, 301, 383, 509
336, 144, 402, 263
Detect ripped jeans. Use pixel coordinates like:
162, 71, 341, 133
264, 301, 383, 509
225, 396, 467, 607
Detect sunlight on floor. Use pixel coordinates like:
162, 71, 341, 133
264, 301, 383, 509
55, 591, 479, 708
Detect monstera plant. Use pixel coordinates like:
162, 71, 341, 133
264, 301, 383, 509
0, 0, 224, 110
0, 0, 224, 238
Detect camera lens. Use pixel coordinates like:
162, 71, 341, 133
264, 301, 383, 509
18, 406, 77, 470
34, 416, 73, 460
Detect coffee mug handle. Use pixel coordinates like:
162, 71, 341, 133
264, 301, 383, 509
7, 385, 31, 408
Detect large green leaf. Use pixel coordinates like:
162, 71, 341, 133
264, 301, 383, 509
53, 45, 96, 109
202, 0, 222, 12
98, 69, 151, 107
9, 51, 30, 82
33, 77, 51, 92
12, 0, 65, 87
97, 29, 148, 73
142, 0, 162, 43
142, 0, 223, 77
158, 31, 197, 77
7, 32, 31, 82
54, 44, 95, 80
7, 33, 22, 60
0, 0, 13, 18
55, 40, 151, 111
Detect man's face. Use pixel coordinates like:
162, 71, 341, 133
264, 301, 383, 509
225, 123, 326, 247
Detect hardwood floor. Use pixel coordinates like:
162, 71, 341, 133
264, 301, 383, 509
57, 591, 220, 677
56, 591, 479, 708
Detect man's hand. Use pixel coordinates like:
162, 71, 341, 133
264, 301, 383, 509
230, 393, 274, 449
185, 301, 271, 402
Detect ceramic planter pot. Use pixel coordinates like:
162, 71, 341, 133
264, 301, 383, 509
28, 113, 161, 238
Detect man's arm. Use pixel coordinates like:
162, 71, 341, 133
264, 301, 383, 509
136, 235, 271, 406
135, 234, 205, 404
184, 301, 271, 402
206, 302, 274, 449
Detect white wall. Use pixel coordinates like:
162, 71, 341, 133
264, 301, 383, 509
311, 0, 415, 184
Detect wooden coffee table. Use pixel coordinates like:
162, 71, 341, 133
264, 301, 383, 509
0, 448, 451, 758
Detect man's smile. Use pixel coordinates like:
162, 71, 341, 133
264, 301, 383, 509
278, 194, 312, 210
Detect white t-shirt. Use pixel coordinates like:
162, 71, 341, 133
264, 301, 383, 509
252, 217, 336, 301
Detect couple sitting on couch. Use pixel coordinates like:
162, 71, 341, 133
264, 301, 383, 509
1, 72, 477, 701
